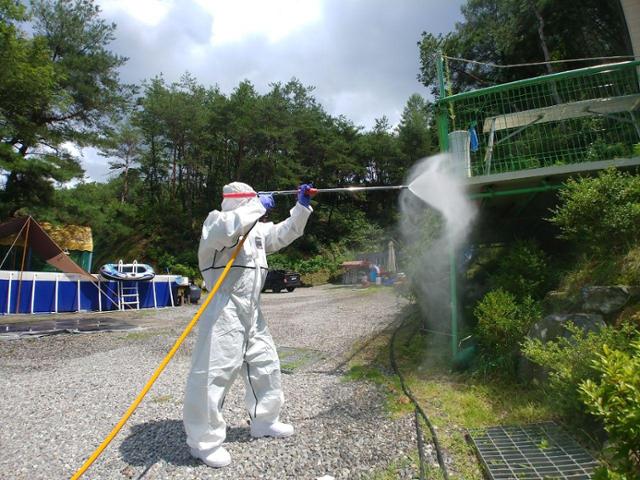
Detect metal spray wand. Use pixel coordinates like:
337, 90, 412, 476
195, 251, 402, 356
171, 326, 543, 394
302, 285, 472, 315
262, 185, 409, 196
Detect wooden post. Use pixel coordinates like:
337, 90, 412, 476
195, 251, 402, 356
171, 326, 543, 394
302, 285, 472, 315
15, 218, 31, 314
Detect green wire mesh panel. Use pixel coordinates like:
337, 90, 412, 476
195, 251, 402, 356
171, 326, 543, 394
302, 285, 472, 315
468, 422, 599, 479
441, 61, 640, 176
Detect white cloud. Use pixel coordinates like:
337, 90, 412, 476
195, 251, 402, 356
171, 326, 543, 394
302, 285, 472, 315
100, 0, 173, 26
195, 0, 323, 45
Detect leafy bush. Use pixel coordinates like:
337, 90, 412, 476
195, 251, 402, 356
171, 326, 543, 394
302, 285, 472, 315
489, 240, 550, 300
549, 168, 640, 254
522, 322, 639, 423
558, 248, 640, 294
474, 289, 541, 373
619, 246, 640, 286
580, 340, 640, 478
155, 252, 200, 282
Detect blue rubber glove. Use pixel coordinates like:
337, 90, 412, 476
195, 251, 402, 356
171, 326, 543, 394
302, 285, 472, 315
297, 183, 313, 208
258, 193, 275, 211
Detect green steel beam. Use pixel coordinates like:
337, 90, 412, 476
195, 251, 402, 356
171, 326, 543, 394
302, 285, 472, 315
468, 183, 562, 200
436, 52, 457, 357
438, 60, 640, 104
436, 52, 450, 152
449, 246, 458, 358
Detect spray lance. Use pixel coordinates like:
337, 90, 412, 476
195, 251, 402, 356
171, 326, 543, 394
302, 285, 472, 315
221, 184, 410, 199
221, 167, 444, 205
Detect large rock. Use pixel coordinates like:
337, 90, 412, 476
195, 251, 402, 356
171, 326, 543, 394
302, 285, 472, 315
527, 313, 606, 343
581, 286, 631, 315
542, 290, 579, 314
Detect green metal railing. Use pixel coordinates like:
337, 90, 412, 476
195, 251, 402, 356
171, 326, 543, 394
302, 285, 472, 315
437, 59, 640, 176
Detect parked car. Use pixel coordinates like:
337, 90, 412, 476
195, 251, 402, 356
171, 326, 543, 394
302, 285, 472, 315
262, 269, 302, 293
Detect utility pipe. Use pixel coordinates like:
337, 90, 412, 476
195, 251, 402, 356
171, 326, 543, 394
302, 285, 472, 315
70, 227, 254, 480
469, 183, 562, 199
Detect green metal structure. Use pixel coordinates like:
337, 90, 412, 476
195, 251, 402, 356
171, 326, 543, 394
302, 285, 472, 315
439, 59, 640, 177
436, 57, 640, 357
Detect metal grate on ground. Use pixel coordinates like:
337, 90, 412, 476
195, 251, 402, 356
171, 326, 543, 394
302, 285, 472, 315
467, 422, 599, 479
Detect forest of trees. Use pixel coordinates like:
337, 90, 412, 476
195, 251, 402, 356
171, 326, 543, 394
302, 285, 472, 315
0, 0, 631, 275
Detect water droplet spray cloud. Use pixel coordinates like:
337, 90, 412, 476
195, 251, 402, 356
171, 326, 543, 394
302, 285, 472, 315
399, 153, 476, 336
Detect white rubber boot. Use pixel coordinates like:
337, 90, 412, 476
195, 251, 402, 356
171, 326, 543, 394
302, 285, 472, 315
250, 420, 294, 438
190, 446, 231, 468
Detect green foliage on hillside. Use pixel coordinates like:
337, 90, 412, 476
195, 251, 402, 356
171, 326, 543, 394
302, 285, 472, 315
474, 289, 540, 374
549, 168, 640, 254
522, 322, 639, 422
580, 341, 640, 478
488, 240, 550, 300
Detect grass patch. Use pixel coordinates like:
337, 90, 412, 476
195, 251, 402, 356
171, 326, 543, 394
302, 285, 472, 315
368, 451, 420, 480
277, 347, 324, 373
151, 394, 174, 404
120, 330, 157, 341
345, 306, 555, 480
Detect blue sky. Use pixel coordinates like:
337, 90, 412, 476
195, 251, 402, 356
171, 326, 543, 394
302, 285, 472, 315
81, 0, 465, 181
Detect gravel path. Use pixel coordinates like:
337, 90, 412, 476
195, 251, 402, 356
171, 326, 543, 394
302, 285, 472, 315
0, 285, 416, 479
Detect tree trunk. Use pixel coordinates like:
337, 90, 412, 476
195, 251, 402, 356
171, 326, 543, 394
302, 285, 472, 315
234, 139, 244, 179
171, 146, 177, 198
532, 2, 562, 104
122, 162, 129, 204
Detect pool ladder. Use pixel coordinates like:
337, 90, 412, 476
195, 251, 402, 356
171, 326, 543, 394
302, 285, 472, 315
115, 260, 141, 310
118, 283, 140, 310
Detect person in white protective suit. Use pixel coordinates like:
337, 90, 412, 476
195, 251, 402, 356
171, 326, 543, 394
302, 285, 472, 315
183, 181, 314, 468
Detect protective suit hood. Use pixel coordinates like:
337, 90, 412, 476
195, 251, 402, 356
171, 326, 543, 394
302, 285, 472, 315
221, 182, 257, 211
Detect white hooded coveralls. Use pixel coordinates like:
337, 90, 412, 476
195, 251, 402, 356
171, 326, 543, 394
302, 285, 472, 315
183, 182, 311, 453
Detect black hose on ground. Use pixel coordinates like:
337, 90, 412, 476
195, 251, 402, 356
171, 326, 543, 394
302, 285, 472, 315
414, 408, 427, 480
389, 319, 449, 480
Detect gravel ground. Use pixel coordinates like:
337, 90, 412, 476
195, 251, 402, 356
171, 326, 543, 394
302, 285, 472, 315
0, 285, 417, 480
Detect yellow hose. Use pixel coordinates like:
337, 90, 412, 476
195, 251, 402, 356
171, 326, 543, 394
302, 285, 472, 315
71, 232, 250, 479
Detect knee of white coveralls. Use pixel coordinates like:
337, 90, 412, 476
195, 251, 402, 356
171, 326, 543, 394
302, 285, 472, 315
242, 332, 284, 422
183, 328, 245, 451
183, 365, 242, 452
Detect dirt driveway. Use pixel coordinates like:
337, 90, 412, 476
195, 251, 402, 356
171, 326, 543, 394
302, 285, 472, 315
0, 285, 416, 479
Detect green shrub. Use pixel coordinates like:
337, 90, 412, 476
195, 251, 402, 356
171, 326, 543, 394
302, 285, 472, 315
620, 246, 640, 286
489, 240, 550, 300
558, 248, 640, 294
267, 251, 343, 278
474, 289, 541, 373
549, 168, 640, 254
522, 322, 639, 423
592, 467, 628, 480
580, 340, 640, 478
